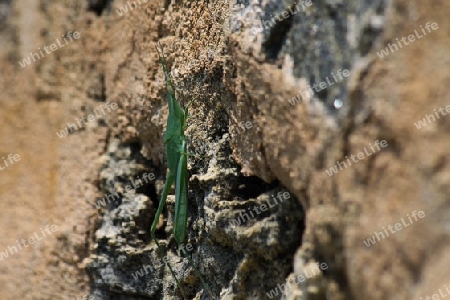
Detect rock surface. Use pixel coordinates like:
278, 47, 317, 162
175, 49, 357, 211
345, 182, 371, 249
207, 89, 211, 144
0, 0, 449, 299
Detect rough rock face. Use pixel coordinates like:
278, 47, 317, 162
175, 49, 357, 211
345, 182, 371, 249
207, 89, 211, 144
0, 0, 449, 299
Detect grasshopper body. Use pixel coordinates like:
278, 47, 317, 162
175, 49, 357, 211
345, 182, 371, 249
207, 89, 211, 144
151, 44, 214, 299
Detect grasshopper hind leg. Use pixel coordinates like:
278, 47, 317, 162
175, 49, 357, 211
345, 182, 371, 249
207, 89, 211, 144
150, 174, 189, 299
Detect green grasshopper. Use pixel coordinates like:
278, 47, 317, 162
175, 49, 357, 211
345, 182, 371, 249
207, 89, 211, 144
151, 44, 214, 299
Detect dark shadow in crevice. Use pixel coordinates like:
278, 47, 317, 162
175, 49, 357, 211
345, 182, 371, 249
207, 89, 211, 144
0, 0, 12, 28
233, 175, 279, 200
87, 0, 112, 16
262, 9, 293, 60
